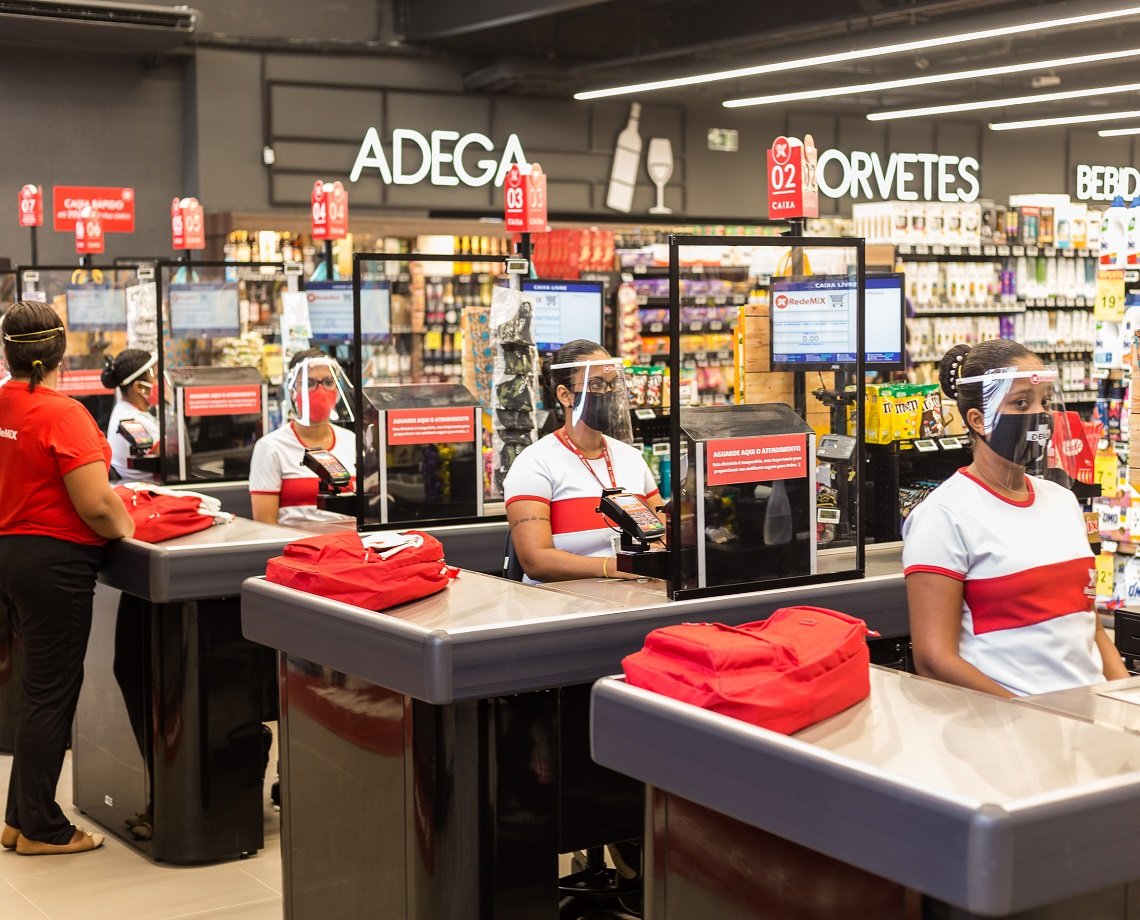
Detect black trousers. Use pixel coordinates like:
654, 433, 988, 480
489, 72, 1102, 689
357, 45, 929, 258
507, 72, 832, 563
0, 535, 103, 844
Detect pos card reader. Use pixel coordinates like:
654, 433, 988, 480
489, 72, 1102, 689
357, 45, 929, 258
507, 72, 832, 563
118, 419, 155, 457
302, 448, 356, 515
600, 487, 672, 581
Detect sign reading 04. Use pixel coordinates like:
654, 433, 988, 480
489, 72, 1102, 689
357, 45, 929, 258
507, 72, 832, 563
350, 126, 528, 188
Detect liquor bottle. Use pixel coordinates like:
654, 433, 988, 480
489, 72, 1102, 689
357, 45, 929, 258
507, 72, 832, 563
606, 103, 642, 213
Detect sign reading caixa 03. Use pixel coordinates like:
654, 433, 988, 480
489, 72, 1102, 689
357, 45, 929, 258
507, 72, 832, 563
349, 126, 528, 188
814, 150, 980, 202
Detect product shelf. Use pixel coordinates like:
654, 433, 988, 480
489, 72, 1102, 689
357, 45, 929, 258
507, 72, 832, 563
911, 303, 1025, 316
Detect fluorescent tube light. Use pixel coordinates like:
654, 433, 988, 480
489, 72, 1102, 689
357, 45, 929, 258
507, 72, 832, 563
867, 81, 1140, 120
723, 47, 1140, 108
1099, 126, 1140, 135
574, 4, 1140, 101
989, 109, 1140, 130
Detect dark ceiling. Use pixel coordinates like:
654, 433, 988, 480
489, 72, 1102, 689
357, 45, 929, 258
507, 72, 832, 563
392, 0, 1140, 123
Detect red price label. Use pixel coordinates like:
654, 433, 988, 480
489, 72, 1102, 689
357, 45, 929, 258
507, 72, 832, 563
18, 184, 42, 228
766, 136, 818, 220
171, 197, 205, 250
311, 180, 349, 241
74, 210, 104, 255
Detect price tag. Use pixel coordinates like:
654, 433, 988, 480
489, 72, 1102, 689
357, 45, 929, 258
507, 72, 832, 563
634, 408, 657, 420
967, 246, 981, 256
1095, 269, 1126, 322
1044, 247, 1057, 258
1027, 245, 1039, 256
913, 244, 930, 255
983, 245, 997, 256
938, 436, 963, 450
1062, 249, 1075, 258
947, 245, 961, 256
1012, 245, 1025, 256
913, 439, 939, 452
997, 245, 1011, 257
932, 244, 947, 255
1128, 505, 1140, 541
817, 508, 841, 524
1096, 551, 1115, 597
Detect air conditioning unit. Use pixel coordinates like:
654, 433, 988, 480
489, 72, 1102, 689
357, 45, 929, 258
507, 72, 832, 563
0, 0, 198, 54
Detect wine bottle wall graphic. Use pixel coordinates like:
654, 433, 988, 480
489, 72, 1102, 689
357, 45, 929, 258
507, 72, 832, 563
606, 103, 643, 212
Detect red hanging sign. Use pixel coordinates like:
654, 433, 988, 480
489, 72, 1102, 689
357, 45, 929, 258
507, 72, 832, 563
53, 185, 135, 233
171, 197, 206, 251
18, 184, 42, 228
74, 209, 104, 255
311, 180, 349, 241
504, 163, 548, 233
766, 136, 818, 220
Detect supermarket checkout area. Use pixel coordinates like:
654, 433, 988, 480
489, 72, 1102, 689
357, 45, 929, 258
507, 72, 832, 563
590, 669, 1140, 920
239, 541, 909, 920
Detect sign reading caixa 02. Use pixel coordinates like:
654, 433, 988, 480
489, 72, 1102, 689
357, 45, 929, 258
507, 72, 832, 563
349, 126, 528, 188
814, 150, 980, 202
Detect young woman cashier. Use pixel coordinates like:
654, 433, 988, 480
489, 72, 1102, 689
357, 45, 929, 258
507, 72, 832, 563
249, 349, 357, 526
0, 301, 134, 855
903, 339, 1128, 698
102, 348, 160, 482
504, 339, 662, 584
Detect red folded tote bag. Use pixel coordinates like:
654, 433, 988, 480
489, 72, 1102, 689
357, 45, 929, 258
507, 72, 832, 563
265, 530, 458, 612
621, 606, 875, 735
113, 485, 219, 543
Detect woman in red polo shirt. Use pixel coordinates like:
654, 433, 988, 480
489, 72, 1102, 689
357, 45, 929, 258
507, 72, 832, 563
0, 301, 134, 856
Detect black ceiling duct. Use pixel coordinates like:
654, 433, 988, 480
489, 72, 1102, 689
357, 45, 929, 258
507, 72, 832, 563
0, 0, 198, 54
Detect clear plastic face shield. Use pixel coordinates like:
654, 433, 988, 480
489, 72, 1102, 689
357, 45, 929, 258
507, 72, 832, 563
123, 355, 158, 408
958, 365, 1068, 486
551, 358, 634, 444
286, 356, 355, 427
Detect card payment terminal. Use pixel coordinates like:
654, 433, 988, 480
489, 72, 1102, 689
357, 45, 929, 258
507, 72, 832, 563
598, 487, 665, 546
301, 449, 352, 492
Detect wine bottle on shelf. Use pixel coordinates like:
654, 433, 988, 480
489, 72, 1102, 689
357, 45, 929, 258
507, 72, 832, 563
606, 103, 642, 213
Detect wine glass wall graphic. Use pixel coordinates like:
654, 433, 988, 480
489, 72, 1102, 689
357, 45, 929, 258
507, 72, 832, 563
647, 138, 674, 214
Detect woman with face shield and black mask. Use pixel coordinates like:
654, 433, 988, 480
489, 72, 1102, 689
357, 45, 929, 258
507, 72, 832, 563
903, 339, 1128, 698
504, 339, 664, 584
249, 349, 357, 526
102, 349, 160, 483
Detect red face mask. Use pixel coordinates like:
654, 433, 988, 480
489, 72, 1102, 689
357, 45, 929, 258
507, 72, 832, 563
303, 386, 338, 423
140, 381, 158, 408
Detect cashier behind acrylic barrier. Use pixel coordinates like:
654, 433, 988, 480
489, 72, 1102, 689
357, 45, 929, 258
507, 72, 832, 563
102, 349, 160, 482
504, 340, 663, 584
249, 349, 357, 526
903, 339, 1128, 698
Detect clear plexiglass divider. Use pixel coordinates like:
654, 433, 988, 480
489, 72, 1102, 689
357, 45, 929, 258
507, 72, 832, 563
665, 234, 869, 600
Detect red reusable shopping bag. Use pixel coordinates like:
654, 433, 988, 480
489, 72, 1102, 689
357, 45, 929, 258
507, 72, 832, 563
264, 530, 458, 612
621, 606, 875, 735
113, 485, 220, 543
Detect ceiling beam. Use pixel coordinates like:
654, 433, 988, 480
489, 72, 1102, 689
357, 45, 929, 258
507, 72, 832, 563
398, 0, 611, 42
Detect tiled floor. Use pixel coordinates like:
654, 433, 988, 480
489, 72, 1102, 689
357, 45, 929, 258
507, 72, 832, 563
0, 750, 284, 920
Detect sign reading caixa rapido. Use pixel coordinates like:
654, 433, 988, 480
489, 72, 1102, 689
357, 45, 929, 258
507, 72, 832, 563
349, 126, 528, 188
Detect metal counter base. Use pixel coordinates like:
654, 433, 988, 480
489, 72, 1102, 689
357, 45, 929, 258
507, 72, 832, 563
278, 657, 640, 920
592, 669, 1140, 919
72, 518, 301, 864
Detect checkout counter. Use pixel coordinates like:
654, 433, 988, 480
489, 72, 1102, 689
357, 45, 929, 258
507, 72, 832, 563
590, 669, 1140, 919
240, 541, 909, 920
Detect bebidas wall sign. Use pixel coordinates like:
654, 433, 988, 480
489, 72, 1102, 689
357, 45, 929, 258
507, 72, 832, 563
349, 127, 528, 188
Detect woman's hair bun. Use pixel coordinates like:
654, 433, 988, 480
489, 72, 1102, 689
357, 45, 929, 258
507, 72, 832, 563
100, 354, 118, 390
938, 343, 972, 400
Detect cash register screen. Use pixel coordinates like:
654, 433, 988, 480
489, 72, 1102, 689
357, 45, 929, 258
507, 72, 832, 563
769, 272, 904, 371
522, 280, 603, 353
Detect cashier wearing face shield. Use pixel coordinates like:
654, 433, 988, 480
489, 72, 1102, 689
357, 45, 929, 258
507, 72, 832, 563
249, 349, 357, 526
102, 350, 161, 483
903, 339, 1127, 698
504, 340, 663, 584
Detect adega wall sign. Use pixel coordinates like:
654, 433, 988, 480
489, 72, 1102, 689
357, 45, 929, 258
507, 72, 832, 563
349, 127, 528, 188
814, 150, 981, 203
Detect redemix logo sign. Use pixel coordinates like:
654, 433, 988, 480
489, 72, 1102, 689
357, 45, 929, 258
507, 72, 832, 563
349, 126, 528, 188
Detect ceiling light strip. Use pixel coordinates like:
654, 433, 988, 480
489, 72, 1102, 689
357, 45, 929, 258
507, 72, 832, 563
1099, 126, 1140, 135
867, 81, 1140, 121
574, 4, 1140, 101
723, 47, 1140, 108
989, 109, 1140, 130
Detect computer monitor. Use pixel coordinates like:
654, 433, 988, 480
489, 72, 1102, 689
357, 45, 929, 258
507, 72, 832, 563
521, 279, 604, 353
307, 281, 391, 342
769, 272, 905, 372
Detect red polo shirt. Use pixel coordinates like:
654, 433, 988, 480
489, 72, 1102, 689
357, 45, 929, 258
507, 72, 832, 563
0, 382, 112, 546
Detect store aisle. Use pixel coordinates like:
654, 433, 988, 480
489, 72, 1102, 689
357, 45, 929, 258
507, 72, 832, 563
0, 752, 283, 920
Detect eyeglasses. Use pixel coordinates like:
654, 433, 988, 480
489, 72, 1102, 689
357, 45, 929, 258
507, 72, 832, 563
581, 377, 625, 395
305, 377, 338, 392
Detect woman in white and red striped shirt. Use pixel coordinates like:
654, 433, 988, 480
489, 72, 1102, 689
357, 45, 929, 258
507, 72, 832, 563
903, 339, 1127, 697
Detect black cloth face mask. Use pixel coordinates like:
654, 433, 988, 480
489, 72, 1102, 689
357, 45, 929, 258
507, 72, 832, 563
985, 412, 1052, 467
576, 391, 615, 434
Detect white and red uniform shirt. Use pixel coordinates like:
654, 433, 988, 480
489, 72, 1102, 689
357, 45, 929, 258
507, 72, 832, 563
503, 431, 659, 584
902, 468, 1101, 696
249, 422, 357, 526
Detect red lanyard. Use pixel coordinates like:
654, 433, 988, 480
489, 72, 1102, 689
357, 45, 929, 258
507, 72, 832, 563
556, 429, 617, 490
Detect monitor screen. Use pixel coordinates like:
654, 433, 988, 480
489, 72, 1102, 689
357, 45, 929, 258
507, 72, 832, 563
306, 281, 390, 341
769, 272, 905, 371
521, 280, 604, 353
